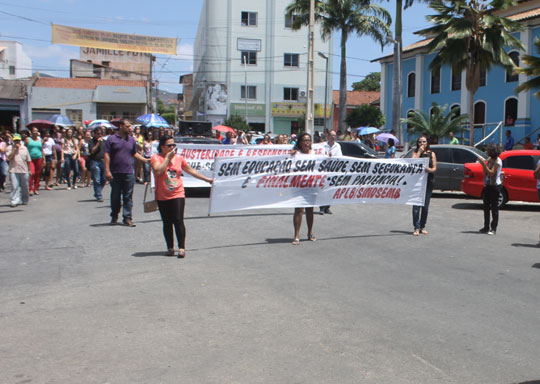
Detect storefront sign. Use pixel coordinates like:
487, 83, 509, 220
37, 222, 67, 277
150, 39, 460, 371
237, 38, 262, 52
271, 102, 330, 118
230, 103, 266, 117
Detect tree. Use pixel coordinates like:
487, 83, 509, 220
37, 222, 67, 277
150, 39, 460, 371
391, 0, 430, 145
352, 72, 381, 91
417, 0, 524, 145
515, 38, 540, 98
286, 0, 391, 134
345, 104, 386, 128
223, 114, 251, 133
401, 103, 469, 143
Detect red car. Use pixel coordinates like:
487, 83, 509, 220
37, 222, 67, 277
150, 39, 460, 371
462, 149, 540, 207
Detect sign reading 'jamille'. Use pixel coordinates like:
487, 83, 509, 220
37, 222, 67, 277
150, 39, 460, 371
52, 24, 177, 55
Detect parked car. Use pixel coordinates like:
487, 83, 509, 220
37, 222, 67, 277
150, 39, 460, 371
338, 141, 379, 159
174, 136, 222, 144
402, 144, 487, 191
462, 149, 540, 208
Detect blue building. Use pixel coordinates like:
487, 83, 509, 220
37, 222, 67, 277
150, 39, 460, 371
375, 0, 540, 146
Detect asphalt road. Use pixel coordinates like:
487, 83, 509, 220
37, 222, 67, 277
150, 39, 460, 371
1, 184, 539, 384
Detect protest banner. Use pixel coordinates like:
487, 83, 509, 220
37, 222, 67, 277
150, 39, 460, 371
154, 143, 325, 187
209, 155, 429, 214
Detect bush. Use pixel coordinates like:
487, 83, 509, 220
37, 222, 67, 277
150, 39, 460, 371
345, 104, 385, 128
223, 114, 250, 133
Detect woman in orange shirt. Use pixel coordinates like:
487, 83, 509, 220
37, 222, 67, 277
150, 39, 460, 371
151, 135, 213, 257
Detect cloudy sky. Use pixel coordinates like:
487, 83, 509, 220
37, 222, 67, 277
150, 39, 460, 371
0, 0, 432, 94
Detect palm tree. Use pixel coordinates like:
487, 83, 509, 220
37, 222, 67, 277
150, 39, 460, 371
286, 0, 391, 133
391, 0, 430, 144
515, 38, 540, 98
401, 103, 469, 143
417, 0, 523, 145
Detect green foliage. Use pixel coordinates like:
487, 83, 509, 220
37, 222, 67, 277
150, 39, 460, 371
157, 98, 175, 115
352, 72, 381, 91
223, 114, 250, 133
400, 103, 469, 143
516, 38, 540, 98
161, 113, 176, 124
345, 104, 385, 128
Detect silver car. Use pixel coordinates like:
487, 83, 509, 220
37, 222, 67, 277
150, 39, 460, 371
402, 144, 487, 191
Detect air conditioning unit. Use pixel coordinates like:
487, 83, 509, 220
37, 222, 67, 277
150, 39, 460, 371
299, 89, 307, 98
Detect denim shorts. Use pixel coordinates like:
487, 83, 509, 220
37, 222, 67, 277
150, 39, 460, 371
45, 155, 54, 164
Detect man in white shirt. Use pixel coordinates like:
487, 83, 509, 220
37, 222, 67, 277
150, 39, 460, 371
320, 130, 342, 215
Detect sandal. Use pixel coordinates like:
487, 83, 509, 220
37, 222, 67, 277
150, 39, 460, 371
420, 229, 428, 235
292, 238, 300, 245
177, 249, 186, 258
413, 230, 420, 236
308, 234, 317, 242
165, 249, 175, 257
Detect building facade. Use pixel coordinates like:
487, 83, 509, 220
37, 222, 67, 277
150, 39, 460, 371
0, 41, 32, 80
193, 0, 333, 134
29, 77, 148, 126
376, 0, 540, 145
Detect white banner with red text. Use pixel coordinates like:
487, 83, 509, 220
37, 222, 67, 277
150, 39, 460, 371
208, 155, 429, 214
166, 143, 326, 187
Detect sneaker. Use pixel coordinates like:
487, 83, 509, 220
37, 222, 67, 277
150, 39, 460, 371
97, 198, 104, 202
67, 187, 71, 190
488, 230, 496, 235
110, 217, 118, 225
123, 218, 136, 227
478, 227, 489, 234
10, 203, 17, 208
325, 209, 333, 214
319, 210, 325, 215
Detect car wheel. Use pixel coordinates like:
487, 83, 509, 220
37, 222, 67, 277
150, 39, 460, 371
498, 188, 508, 209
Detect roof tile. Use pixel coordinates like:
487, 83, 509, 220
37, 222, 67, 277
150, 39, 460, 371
332, 90, 380, 106
34, 77, 147, 89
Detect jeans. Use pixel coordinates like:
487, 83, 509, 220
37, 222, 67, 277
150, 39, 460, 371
10, 172, 29, 205
110, 173, 135, 221
483, 184, 501, 231
90, 159, 106, 199
63, 154, 79, 187
412, 181, 434, 230
0, 159, 7, 189
142, 159, 151, 183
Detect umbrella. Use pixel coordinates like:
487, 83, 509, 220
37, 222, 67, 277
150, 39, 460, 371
136, 114, 169, 128
49, 114, 75, 127
89, 121, 116, 130
376, 132, 399, 144
83, 119, 93, 126
212, 125, 236, 135
356, 127, 380, 136
26, 119, 54, 130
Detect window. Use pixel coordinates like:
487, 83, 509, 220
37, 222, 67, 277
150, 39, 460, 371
506, 51, 519, 83
9, 66, 15, 75
451, 68, 461, 91
479, 68, 487, 87
241, 51, 257, 65
431, 68, 440, 94
453, 148, 478, 164
474, 101, 486, 125
284, 53, 299, 67
241, 85, 256, 99
504, 98, 518, 126
432, 147, 452, 163
451, 105, 461, 119
285, 14, 298, 28
66, 109, 83, 126
314, 118, 325, 126
407, 72, 415, 97
284, 87, 299, 101
406, 110, 415, 130
503, 155, 536, 170
241, 11, 257, 26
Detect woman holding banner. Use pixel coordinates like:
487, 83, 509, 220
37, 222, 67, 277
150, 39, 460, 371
291, 133, 316, 245
151, 135, 213, 258
411, 136, 437, 236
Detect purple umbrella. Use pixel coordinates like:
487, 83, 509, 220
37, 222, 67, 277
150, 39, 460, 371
376, 133, 399, 144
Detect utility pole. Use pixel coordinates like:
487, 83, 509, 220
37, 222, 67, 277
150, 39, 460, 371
318, 52, 329, 132
243, 55, 248, 123
306, 0, 315, 135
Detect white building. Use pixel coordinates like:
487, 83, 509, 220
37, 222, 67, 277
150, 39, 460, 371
0, 41, 32, 80
193, 0, 333, 134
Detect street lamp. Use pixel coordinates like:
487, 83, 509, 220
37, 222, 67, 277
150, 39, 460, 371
318, 51, 329, 132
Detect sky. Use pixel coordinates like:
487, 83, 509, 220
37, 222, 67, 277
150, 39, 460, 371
0, 0, 433, 94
